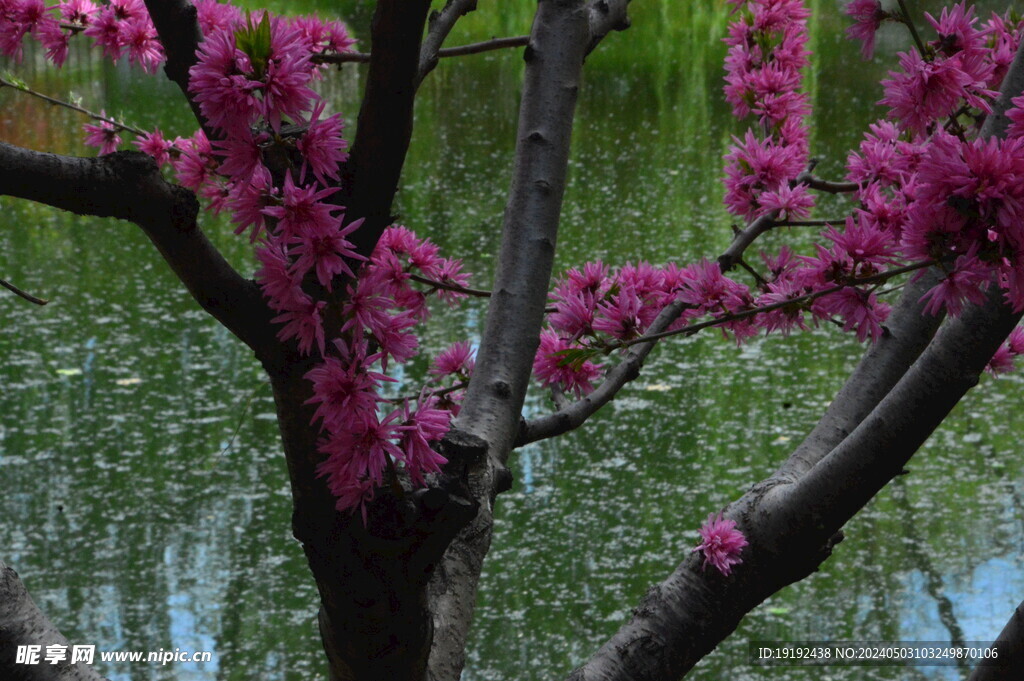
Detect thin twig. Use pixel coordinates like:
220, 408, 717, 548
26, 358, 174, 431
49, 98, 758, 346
409, 273, 492, 298
795, 172, 860, 194
383, 381, 467, 405
619, 260, 934, 349
773, 219, 844, 228
0, 76, 147, 136
314, 35, 530, 65
0, 277, 48, 305
897, 0, 929, 57
216, 383, 266, 458
736, 257, 768, 289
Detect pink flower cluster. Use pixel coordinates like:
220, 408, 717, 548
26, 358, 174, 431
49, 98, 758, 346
879, 4, 1002, 135
693, 512, 748, 576
11, 0, 449, 518
174, 9, 466, 517
0, 0, 163, 70
722, 0, 813, 222
301, 227, 474, 518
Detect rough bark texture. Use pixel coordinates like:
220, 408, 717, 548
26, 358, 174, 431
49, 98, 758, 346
427, 2, 632, 679
0, 561, 109, 681
968, 600, 1024, 680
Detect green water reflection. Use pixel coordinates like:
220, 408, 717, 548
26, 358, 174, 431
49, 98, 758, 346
2, 2, 1023, 680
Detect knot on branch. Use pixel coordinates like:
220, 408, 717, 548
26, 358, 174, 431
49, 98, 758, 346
440, 428, 488, 477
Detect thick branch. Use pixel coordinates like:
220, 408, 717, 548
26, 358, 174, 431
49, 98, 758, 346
767, 282, 1022, 534
142, 0, 210, 133
773, 267, 945, 479
315, 36, 530, 66
968, 600, 1024, 681
717, 211, 777, 272
341, 0, 432, 260
569, 31, 1024, 681
516, 300, 687, 446
567, 283, 1020, 681
428, 2, 632, 680
0, 560, 109, 681
418, 0, 479, 82
0, 143, 274, 353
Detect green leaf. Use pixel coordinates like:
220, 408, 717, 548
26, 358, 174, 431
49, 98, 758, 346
552, 347, 602, 370
235, 11, 273, 79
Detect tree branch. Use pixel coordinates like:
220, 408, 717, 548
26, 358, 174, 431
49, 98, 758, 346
0, 278, 48, 305
968, 600, 1024, 681
717, 211, 777, 272
340, 0, 432, 260
567, 38, 1024, 681
142, 0, 211, 134
0, 560, 109, 681
0, 77, 147, 136
0, 143, 274, 354
428, 2, 632, 679
516, 299, 687, 446
773, 267, 945, 479
418, 0, 479, 83
314, 36, 530, 66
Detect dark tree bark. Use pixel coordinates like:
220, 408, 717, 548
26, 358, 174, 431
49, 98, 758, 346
0, 561, 109, 681
3, 2, 1022, 681
969, 600, 1024, 680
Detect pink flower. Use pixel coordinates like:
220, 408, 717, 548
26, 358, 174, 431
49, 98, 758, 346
316, 410, 406, 516
880, 49, 997, 135
1007, 94, 1024, 139
377, 225, 419, 255
212, 129, 268, 183
693, 512, 747, 576
813, 287, 890, 343
82, 2, 127, 60
532, 330, 603, 397
255, 238, 305, 310
758, 183, 814, 220
372, 310, 419, 366
261, 172, 341, 238
593, 285, 644, 340
430, 341, 476, 379
919, 252, 990, 317
297, 101, 348, 184
58, 0, 98, 25
132, 128, 174, 167
845, 0, 888, 59
189, 28, 262, 135
82, 113, 121, 155
986, 327, 1024, 375
123, 17, 164, 73
171, 130, 216, 191
430, 257, 471, 305
723, 130, 806, 220
397, 397, 450, 485
259, 17, 316, 131
304, 354, 388, 433
273, 298, 326, 356
228, 168, 275, 241
35, 19, 70, 67
193, 0, 242, 35
289, 215, 366, 289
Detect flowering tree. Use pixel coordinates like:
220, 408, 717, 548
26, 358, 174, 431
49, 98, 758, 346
3, 0, 1024, 679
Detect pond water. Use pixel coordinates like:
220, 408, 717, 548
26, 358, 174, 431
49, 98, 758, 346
2, 2, 1023, 680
